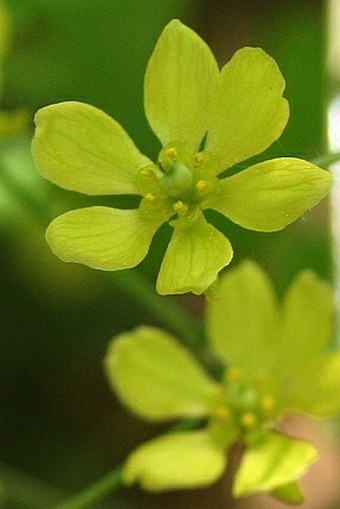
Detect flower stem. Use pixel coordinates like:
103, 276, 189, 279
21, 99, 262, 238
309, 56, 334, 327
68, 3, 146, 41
223, 441, 245, 507
311, 151, 340, 167
0, 462, 66, 507
51, 467, 123, 509
110, 270, 202, 346
0, 162, 54, 224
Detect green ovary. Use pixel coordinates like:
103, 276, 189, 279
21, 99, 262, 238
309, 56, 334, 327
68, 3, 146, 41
136, 143, 219, 222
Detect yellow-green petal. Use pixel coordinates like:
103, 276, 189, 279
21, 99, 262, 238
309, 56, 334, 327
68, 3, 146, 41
270, 272, 336, 415
105, 326, 216, 421
281, 354, 340, 418
280, 271, 334, 362
123, 430, 226, 491
233, 432, 318, 497
211, 158, 332, 232
308, 353, 340, 417
46, 206, 162, 270
206, 261, 278, 370
144, 20, 219, 153
205, 47, 289, 174
156, 214, 233, 295
32, 101, 151, 195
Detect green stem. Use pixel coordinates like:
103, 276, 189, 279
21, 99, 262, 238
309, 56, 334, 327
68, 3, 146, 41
0, 163, 54, 224
51, 467, 123, 509
0, 462, 66, 508
310, 151, 340, 167
110, 271, 202, 346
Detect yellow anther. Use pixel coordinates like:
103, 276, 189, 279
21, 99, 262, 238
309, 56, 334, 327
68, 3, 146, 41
226, 366, 242, 383
194, 152, 204, 165
145, 192, 157, 202
165, 147, 178, 161
240, 412, 257, 429
261, 394, 275, 413
196, 179, 207, 191
140, 167, 154, 178
173, 200, 188, 214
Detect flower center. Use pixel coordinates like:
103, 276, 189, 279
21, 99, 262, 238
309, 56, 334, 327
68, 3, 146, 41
135, 142, 219, 223
159, 149, 193, 198
209, 367, 277, 446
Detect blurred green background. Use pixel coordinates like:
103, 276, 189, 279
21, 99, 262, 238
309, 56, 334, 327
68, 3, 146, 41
0, 0, 333, 508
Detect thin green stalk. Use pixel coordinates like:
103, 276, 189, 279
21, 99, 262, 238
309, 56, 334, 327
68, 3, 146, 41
110, 270, 202, 346
52, 467, 123, 509
311, 151, 340, 167
0, 462, 66, 508
0, 163, 54, 224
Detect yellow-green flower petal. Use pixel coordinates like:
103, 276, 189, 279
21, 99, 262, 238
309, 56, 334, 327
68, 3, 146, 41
46, 206, 162, 270
210, 158, 332, 231
308, 353, 340, 417
233, 432, 318, 497
280, 354, 340, 418
205, 47, 289, 174
156, 214, 233, 295
105, 326, 216, 421
271, 272, 336, 415
144, 20, 219, 153
206, 261, 278, 370
280, 271, 334, 362
123, 430, 226, 491
32, 101, 151, 195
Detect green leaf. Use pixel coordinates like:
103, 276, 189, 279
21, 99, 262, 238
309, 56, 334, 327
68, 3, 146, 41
144, 20, 219, 153
211, 158, 332, 231
123, 430, 226, 491
32, 101, 151, 195
206, 261, 278, 370
156, 213, 233, 295
46, 206, 162, 270
105, 326, 216, 421
233, 431, 318, 497
271, 480, 304, 504
205, 47, 289, 174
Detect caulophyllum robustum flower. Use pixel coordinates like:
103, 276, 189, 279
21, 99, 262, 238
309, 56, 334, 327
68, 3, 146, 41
105, 262, 340, 502
32, 20, 332, 295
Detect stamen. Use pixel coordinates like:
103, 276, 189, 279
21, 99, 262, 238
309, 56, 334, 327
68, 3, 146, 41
240, 412, 257, 429
145, 192, 157, 202
194, 152, 204, 165
196, 179, 207, 192
165, 147, 178, 161
139, 167, 154, 178
173, 200, 188, 214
